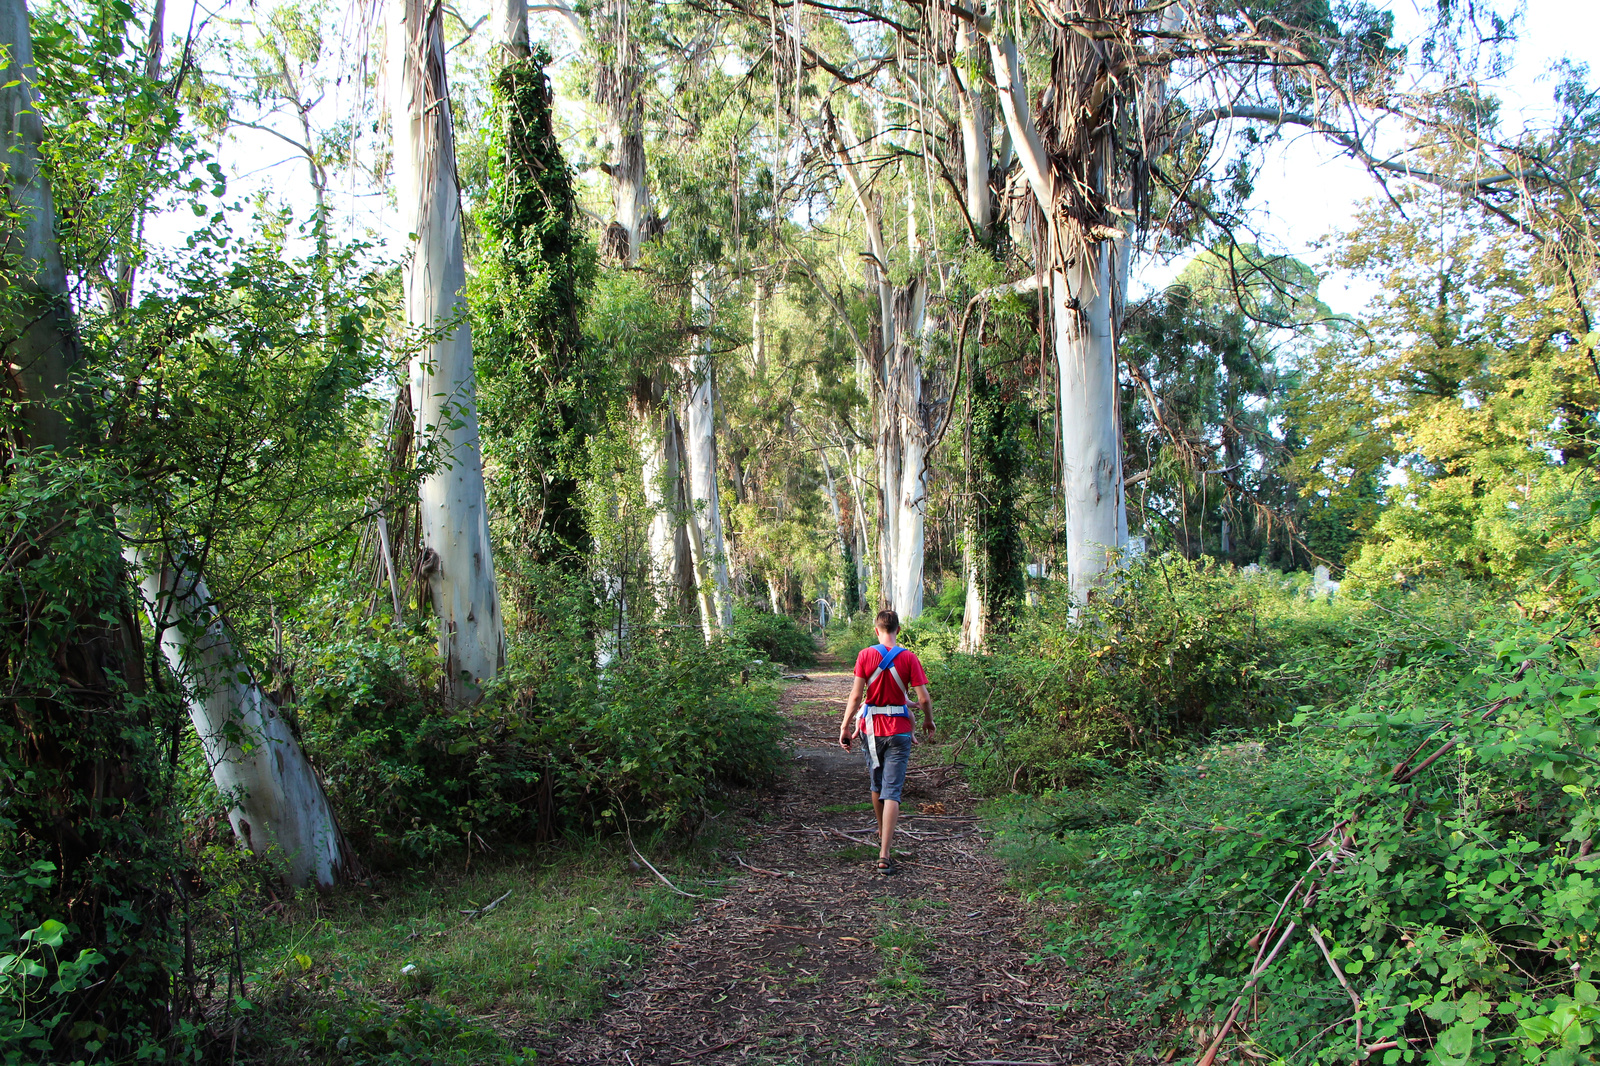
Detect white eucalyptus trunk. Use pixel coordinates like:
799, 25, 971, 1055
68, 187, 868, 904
491, 0, 529, 61
597, 0, 648, 264
877, 282, 929, 620
1053, 256, 1125, 604
613, 135, 648, 265
845, 442, 871, 609
0, 0, 76, 451
818, 446, 848, 560
954, 27, 992, 238
684, 274, 733, 633
125, 542, 350, 887
639, 400, 693, 605
749, 277, 766, 375
827, 109, 929, 619
959, 528, 985, 652
988, 27, 1129, 604
388, 0, 506, 692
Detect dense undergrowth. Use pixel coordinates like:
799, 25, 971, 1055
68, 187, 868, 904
961, 556, 1600, 1063
929, 557, 1346, 792
221, 574, 789, 871
144, 576, 788, 1065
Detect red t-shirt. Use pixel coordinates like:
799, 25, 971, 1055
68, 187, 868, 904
854, 645, 929, 737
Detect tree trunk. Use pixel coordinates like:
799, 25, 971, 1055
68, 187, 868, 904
492, 0, 529, 61
818, 446, 849, 560
987, 25, 1129, 604
749, 276, 766, 375
638, 388, 695, 610
388, 0, 506, 693
953, 24, 992, 240
1054, 253, 1126, 604
879, 281, 929, 619
124, 539, 351, 887
596, 0, 648, 265
1, 0, 173, 1041
684, 272, 733, 632
826, 105, 929, 619
3, 0, 78, 454
845, 441, 871, 609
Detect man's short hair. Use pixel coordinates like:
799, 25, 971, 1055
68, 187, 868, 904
875, 609, 900, 634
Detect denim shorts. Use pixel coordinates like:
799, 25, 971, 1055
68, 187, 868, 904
863, 733, 912, 803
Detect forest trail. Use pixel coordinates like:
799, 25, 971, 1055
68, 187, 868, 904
522, 653, 1150, 1065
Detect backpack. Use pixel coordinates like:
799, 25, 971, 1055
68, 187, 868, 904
859, 644, 915, 769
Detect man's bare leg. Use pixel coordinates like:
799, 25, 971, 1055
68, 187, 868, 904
878, 799, 900, 863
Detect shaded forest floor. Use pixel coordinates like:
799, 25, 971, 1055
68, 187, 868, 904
518, 653, 1154, 1065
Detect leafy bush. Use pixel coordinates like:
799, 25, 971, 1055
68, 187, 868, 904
827, 613, 875, 658
282, 577, 785, 868
931, 557, 1342, 791
728, 607, 817, 666
0, 915, 110, 1061
1036, 595, 1600, 1064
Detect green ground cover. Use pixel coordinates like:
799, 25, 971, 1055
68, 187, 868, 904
227, 841, 720, 1064
954, 558, 1600, 1063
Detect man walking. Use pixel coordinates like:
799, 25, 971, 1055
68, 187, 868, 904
838, 610, 934, 875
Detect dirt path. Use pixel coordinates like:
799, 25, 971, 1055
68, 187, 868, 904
522, 654, 1150, 1065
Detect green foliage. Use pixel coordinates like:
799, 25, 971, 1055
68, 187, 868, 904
471, 49, 603, 578
872, 896, 934, 998
1031, 587, 1600, 1063
965, 347, 1029, 625
729, 607, 817, 666
284, 999, 531, 1066
100, 217, 397, 627
827, 613, 876, 658
932, 557, 1338, 792
31, 0, 200, 293
0, 916, 108, 1061
237, 847, 696, 1043
1121, 248, 1320, 566
285, 573, 785, 866
0, 455, 189, 1062
1293, 170, 1600, 588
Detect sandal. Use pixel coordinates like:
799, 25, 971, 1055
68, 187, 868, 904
876, 858, 897, 876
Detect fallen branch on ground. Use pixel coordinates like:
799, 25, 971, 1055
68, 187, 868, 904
459, 889, 512, 920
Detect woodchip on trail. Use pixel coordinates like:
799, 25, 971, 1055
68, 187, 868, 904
520, 654, 1153, 1065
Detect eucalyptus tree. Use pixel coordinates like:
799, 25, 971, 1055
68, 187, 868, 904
123, 535, 353, 886
1118, 247, 1320, 565
387, 0, 506, 693
685, 270, 734, 631
471, 0, 601, 593
819, 102, 937, 620
1, 0, 181, 1041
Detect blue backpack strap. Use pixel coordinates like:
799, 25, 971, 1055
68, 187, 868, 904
865, 645, 911, 712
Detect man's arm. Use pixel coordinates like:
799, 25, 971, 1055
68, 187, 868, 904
914, 684, 934, 736
839, 675, 867, 749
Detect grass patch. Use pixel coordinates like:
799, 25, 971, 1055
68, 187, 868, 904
829, 844, 880, 864
818, 801, 872, 813
872, 896, 933, 998
235, 840, 707, 1063
979, 785, 1145, 892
